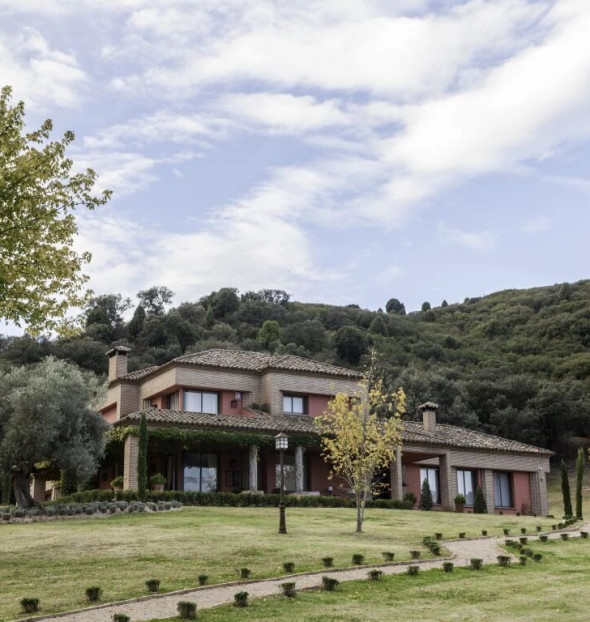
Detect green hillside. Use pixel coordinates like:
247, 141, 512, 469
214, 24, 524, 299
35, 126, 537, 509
2, 281, 589, 456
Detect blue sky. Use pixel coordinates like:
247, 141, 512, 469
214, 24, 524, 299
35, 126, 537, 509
2, 0, 590, 328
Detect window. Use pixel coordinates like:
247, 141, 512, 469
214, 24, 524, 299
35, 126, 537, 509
275, 454, 297, 492
283, 395, 305, 415
183, 452, 218, 492
166, 392, 179, 410
457, 469, 477, 506
494, 472, 513, 508
420, 467, 440, 504
142, 398, 153, 409
184, 390, 218, 414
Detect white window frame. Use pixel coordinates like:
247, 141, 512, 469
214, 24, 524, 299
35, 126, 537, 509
494, 472, 513, 508
283, 394, 306, 415
184, 390, 219, 414
420, 467, 440, 505
456, 469, 477, 506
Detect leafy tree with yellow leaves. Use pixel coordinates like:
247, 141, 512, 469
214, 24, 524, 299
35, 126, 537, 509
315, 355, 405, 532
0, 86, 111, 334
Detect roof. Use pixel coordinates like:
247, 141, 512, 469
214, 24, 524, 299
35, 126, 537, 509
117, 408, 552, 455
118, 349, 361, 382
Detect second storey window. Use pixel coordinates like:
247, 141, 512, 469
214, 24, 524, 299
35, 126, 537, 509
166, 392, 179, 410
283, 395, 305, 415
184, 390, 218, 414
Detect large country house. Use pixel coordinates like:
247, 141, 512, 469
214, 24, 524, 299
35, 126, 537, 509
95, 346, 551, 515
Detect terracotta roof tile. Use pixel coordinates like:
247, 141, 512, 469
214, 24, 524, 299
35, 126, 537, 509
117, 409, 552, 455
117, 349, 360, 382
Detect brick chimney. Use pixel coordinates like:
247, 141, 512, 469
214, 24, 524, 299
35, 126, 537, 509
419, 402, 438, 432
106, 346, 131, 382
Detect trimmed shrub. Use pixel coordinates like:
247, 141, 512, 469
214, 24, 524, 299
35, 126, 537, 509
458, 532, 466, 539
410, 550, 421, 559
536, 525, 543, 532
280, 582, 296, 597
540, 535, 548, 542
524, 548, 534, 558
198, 574, 208, 586
519, 556, 527, 565
473, 486, 487, 514
322, 557, 334, 568
435, 532, 443, 540
442, 562, 454, 573
177, 601, 197, 619
407, 565, 419, 576
561, 533, 569, 541
145, 579, 160, 593
519, 537, 528, 545
505, 539, 516, 547
382, 552, 395, 562
533, 553, 543, 562
367, 569, 383, 581
470, 558, 483, 570
430, 544, 441, 555
322, 576, 339, 591
352, 554, 365, 565
581, 531, 588, 539
552, 524, 557, 530
420, 478, 433, 511
521, 527, 527, 534
239, 567, 251, 579
481, 530, 488, 536
503, 528, 510, 536
283, 562, 295, 573
20, 598, 40, 614
497, 555, 511, 567
85, 586, 102, 603
113, 615, 130, 622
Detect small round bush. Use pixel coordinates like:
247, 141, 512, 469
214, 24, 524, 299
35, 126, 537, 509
177, 600, 197, 619
283, 561, 295, 573
536, 525, 542, 532
239, 567, 251, 579
561, 533, 569, 541
85, 586, 102, 603
322, 557, 334, 568
540, 535, 548, 542
382, 551, 395, 562
519, 555, 527, 566
581, 531, 589, 539
533, 553, 543, 562
505, 539, 516, 547
20, 598, 40, 614
410, 550, 421, 559
234, 591, 249, 607
458, 532, 466, 539
280, 582, 296, 597
198, 574, 208, 586
368, 569, 383, 581
497, 555, 511, 567
435, 532, 443, 540
407, 565, 419, 576
352, 553, 365, 565
442, 562, 454, 573
503, 528, 510, 536
521, 527, 527, 534
113, 615, 130, 622
145, 579, 160, 593
481, 530, 487, 536
519, 537, 528, 545
322, 576, 339, 591
470, 558, 483, 570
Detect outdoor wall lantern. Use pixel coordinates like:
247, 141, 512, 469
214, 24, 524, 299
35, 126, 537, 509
275, 432, 288, 534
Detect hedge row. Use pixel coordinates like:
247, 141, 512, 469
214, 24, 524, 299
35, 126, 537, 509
48, 490, 413, 510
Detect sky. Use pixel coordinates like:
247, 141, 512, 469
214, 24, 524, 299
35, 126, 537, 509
2, 0, 590, 328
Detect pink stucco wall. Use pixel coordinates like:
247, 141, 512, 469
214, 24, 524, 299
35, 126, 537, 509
308, 395, 331, 417
102, 406, 118, 424
508, 471, 531, 514
405, 464, 423, 503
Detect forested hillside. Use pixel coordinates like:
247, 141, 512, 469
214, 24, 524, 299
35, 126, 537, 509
1, 281, 589, 457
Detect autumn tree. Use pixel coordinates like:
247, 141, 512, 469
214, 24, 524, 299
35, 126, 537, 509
0, 86, 111, 333
0, 357, 107, 507
315, 356, 405, 532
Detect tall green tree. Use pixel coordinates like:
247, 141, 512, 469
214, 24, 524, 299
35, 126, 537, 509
575, 447, 585, 520
473, 485, 487, 514
137, 413, 148, 502
0, 357, 107, 507
257, 320, 280, 350
561, 460, 573, 518
137, 286, 174, 316
419, 478, 433, 511
0, 86, 111, 334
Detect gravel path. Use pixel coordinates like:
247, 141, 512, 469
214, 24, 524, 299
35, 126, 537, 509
21, 522, 590, 622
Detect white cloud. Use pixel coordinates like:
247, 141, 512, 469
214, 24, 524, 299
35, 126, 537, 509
522, 216, 552, 233
438, 223, 495, 251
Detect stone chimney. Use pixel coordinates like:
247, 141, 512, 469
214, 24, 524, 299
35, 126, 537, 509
419, 401, 438, 432
106, 346, 131, 382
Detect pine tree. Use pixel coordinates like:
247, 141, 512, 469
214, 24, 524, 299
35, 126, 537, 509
575, 448, 585, 520
561, 460, 573, 518
473, 485, 487, 514
205, 306, 215, 329
137, 413, 148, 502
420, 478, 433, 511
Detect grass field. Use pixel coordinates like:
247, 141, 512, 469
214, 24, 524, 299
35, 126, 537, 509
0, 469, 587, 620
151, 537, 590, 622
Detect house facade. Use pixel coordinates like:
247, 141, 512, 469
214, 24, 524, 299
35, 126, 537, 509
95, 346, 552, 515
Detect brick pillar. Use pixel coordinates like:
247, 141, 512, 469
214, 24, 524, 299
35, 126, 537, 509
295, 445, 305, 493
30, 476, 46, 503
529, 470, 547, 516
248, 445, 258, 492
439, 453, 454, 510
482, 469, 495, 513
390, 448, 403, 500
124, 435, 139, 490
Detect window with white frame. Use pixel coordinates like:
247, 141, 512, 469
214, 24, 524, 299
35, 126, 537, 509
283, 395, 306, 415
494, 472, 513, 508
456, 469, 477, 506
184, 390, 218, 414
420, 467, 440, 504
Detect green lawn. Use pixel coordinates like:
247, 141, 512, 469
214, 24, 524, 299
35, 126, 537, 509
154, 537, 590, 622
0, 507, 556, 620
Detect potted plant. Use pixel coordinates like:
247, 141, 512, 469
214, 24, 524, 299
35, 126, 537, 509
454, 493, 466, 512
150, 473, 166, 492
111, 476, 123, 492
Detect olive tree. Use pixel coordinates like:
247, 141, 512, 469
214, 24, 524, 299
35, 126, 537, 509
0, 357, 107, 507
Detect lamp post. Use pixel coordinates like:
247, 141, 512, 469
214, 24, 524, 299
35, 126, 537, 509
275, 432, 288, 534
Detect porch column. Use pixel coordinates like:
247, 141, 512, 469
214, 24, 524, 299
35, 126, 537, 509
30, 476, 46, 504
248, 445, 258, 492
390, 448, 403, 501
123, 434, 139, 490
295, 445, 305, 493
482, 469, 495, 513
438, 453, 454, 511
529, 470, 547, 516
